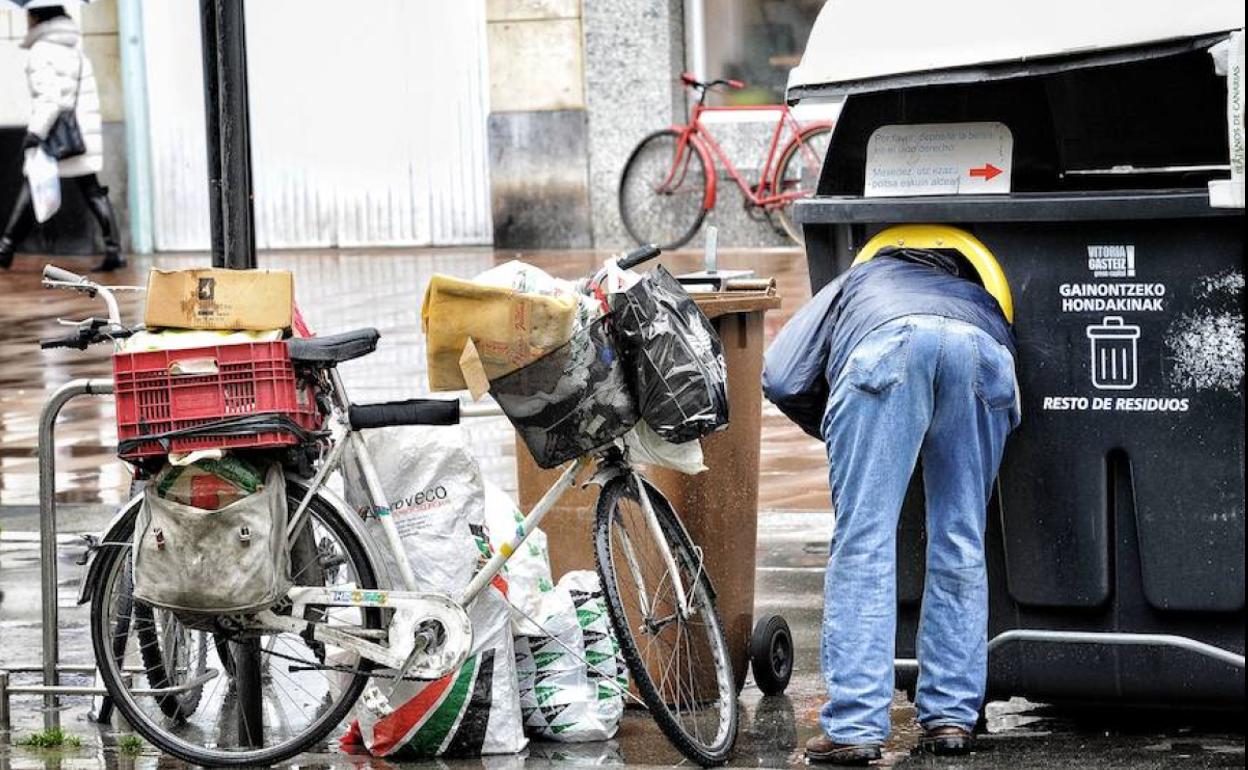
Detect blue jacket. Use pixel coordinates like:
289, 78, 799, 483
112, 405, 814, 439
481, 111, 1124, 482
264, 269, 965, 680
763, 249, 1015, 438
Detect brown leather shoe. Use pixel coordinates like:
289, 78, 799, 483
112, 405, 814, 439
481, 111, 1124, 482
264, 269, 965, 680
804, 734, 882, 765
917, 725, 976, 755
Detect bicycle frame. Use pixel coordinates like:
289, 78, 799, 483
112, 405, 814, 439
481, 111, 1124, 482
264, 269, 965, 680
276, 367, 696, 677
662, 102, 830, 211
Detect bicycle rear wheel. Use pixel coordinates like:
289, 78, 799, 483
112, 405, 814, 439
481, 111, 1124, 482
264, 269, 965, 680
133, 589, 210, 721
594, 474, 738, 766
90, 483, 382, 766
619, 129, 710, 250
773, 124, 832, 245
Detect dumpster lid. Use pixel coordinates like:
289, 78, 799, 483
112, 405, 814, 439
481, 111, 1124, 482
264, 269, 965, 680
787, 0, 1244, 100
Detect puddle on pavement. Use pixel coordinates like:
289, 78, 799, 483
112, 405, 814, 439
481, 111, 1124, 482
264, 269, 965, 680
1, 688, 1244, 770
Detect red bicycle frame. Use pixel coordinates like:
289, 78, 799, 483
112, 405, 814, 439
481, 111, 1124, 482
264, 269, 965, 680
658, 100, 832, 212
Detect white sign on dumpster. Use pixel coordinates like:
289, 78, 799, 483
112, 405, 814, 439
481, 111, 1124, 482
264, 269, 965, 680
864, 122, 1014, 197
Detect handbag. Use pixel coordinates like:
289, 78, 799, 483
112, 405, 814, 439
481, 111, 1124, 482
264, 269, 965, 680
42, 53, 86, 161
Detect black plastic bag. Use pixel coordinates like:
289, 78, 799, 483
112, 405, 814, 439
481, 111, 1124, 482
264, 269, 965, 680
610, 266, 729, 443
490, 316, 639, 469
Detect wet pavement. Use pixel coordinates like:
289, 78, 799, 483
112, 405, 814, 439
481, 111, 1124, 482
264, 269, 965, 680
0, 248, 829, 514
2, 512, 1244, 769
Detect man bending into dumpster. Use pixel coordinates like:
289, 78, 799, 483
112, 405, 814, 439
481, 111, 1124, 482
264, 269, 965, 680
763, 246, 1020, 764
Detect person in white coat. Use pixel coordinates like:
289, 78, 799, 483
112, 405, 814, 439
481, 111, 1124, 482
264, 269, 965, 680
1, 5, 124, 271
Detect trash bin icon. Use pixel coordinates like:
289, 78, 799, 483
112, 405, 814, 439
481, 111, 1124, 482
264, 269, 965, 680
1085, 316, 1140, 390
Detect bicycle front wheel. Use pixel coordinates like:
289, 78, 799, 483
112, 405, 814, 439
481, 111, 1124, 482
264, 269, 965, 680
619, 129, 710, 250
594, 474, 738, 766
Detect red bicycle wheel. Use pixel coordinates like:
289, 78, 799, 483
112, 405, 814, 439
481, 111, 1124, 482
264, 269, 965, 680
773, 125, 832, 246
619, 129, 711, 250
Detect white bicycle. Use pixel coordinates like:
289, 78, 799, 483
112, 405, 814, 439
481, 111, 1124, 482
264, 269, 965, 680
44, 248, 739, 767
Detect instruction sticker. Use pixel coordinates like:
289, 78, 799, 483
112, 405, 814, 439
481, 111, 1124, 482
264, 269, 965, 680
864, 122, 1013, 197
1036, 243, 1244, 416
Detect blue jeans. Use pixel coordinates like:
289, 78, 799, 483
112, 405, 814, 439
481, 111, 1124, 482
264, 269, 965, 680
819, 315, 1018, 744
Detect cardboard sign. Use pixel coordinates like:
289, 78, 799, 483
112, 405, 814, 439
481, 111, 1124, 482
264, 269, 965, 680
145, 268, 294, 331
864, 121, 1013, 197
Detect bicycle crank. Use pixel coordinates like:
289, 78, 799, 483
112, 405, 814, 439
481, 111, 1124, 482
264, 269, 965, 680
253, 587, 473, 680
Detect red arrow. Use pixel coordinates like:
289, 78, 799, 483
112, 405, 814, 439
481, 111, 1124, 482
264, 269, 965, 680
969, 163, 1003, 181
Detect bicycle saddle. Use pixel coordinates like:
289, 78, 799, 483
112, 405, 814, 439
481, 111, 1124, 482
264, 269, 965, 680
288, 328, 380, 365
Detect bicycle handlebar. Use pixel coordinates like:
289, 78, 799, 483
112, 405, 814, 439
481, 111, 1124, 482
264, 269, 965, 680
40, 330, 90, 350
44, 264, 88, 284
349, 398, 461, 430
40, 318, 133, 350
42, 262, 128, 327
618, 244, 661, 271
680, 72, 746, 92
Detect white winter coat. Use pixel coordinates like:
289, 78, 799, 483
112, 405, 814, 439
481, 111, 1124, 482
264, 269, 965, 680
21, 18, 104, 178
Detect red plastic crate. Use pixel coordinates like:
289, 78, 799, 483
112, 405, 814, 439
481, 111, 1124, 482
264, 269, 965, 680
113, 341, 321, 459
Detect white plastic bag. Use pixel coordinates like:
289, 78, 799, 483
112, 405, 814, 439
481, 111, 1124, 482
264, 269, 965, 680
559, 570, 628, 733
24, 148, 60, 223
623, 421, 707, 475
474, 260, 567, 296
603, 259, 642, 294
514, 587, 611, 742
482, 480, 553, 634
474, 260, 602, 329
343, 424, 484, 595
341, 425, 526, 757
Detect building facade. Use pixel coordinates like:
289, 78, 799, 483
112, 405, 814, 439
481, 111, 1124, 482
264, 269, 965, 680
1, 0, 826, 255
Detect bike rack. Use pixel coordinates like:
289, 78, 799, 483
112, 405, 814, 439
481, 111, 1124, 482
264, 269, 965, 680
0, 379, 114, 733
0, 380, 504, 733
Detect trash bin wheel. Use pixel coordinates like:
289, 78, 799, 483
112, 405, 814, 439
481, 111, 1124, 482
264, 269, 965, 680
750, 615, 793, 695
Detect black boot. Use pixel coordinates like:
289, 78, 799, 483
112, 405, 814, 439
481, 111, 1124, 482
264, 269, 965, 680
95, 243, 125, 272
1, 183, 34, 271
83, 182, 126, 272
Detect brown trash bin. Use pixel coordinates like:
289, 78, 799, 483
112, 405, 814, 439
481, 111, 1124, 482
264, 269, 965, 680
515, 288, 780, 692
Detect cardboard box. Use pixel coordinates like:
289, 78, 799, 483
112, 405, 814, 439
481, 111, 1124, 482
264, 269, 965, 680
145, 268, 294, 331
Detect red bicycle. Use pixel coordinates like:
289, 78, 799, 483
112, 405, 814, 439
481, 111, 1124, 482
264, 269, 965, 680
618, 73, 833, 249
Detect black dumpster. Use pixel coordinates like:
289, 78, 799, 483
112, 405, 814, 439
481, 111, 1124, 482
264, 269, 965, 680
794, 35, 1245, 707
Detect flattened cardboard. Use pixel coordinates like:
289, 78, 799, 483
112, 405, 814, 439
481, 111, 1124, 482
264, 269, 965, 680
145, 269, 294, 331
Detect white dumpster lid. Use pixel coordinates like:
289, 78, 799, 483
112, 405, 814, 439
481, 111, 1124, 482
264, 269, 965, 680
788, 0, 1245, 99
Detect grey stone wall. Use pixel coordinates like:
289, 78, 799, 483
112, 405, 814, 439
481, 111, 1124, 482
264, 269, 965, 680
489, 109, 592, 248
485, 0, 590, 248
583, 0, 686, 249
